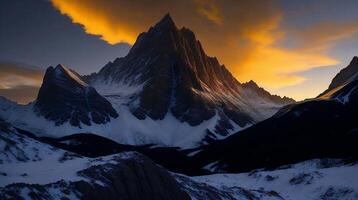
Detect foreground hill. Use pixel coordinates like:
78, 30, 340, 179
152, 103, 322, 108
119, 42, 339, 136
0, 119, 284, 200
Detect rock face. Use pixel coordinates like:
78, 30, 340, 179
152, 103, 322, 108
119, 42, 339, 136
87, 14, 294, 140
34, 64, 118, 127
195, 57, 358, 173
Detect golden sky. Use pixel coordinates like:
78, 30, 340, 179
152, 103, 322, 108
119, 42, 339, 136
50, 0, 358, 100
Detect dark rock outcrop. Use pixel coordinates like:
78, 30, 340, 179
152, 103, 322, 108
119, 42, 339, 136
34, 64, 118, 127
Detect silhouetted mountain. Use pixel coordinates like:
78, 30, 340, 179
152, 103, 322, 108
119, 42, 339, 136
34, 64, 118, 127
329, 56, 358, 89
194, 57, 358, 173
318, 56, 358, 101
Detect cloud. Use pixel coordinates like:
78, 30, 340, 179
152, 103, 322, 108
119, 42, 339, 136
288, 21, 358, 52
194, 0, 223, 25
0, 62, 43, 104
50, 0, 350, 94
0, 85, 40, 105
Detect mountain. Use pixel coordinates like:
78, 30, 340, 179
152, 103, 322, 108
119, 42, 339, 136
84, 14, 294, 145
0, 14, 293, 148
328, 56, 358, 90
194, 56, 358, 173
318, 56, 358, 102
34, 64, 118, 127
2, 118, 356, 200
0, 119, 284, 200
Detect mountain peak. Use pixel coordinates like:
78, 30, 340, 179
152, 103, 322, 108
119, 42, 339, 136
155, 13, 176, 29
327, 56, 358, 90
86, 13, 295, 143
243, 80, 259, 88
51, 64, 87, 86
350, 56, 358, 65
35, 65, 118, 127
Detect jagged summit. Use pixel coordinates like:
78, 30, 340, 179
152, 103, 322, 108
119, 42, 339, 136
84, 14, 294, 145
155, 13, 176, 29
328, 56, 358, 89
34, 64, 118, 127
350, 56, 358, 65
243, 80, 295, 104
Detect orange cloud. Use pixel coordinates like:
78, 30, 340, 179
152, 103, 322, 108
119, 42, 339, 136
50, 0, 348, 99
236, 17, 339, 89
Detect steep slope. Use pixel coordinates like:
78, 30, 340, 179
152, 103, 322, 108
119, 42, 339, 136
318, 56, 358, 102
34, 64, 118, 127
326, 56, 358, 91
194, 56, 358, 173
86, 14, 294, 143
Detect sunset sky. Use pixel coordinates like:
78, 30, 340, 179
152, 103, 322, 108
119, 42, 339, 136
1, 0, 358, 103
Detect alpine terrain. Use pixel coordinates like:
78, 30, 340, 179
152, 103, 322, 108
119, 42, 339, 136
0, 14, 293, 149
1, 12, 358, 200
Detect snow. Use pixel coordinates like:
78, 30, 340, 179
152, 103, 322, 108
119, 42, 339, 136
202, 161, 221, 172
91, 79, 144, 99
0, 135, 136, 187
193, 79, 284, 122
0, 99, 223, 149
0, 152, 136, 187
192, 159, 358, 200
0, 62, 286, 149
0, 120, 139, 188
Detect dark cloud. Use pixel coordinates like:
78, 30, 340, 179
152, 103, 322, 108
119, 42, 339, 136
0, 0, 130, 74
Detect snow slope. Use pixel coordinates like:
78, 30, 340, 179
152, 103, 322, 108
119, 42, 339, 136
192, 159, 358, 200
0, 119, 284, 200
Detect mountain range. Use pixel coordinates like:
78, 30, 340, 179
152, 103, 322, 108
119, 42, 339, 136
0, 14, 293, 149
1, 14, 358, 200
